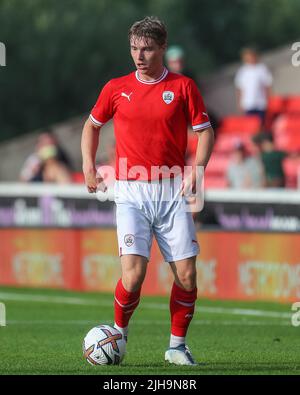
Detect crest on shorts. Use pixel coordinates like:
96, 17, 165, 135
124, 234, 135, 247
162, 91, 174, 104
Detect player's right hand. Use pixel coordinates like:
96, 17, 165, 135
83, 167, 105, 193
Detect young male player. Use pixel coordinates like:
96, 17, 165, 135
81, 16, 214, 366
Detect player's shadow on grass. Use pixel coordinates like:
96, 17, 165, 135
121, 362, 208, 370
122, 361, 300, 374
201, 362, 300, 374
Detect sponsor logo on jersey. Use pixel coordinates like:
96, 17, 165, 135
162, 91, 174, 104
124, 234, 135, 247
121, 92, 133, 101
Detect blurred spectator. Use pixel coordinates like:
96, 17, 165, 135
38, 144, 72, 184
19, 132, 73, 183
166, 46, 219, 134
235, 47, 273, 124
252, 132, 287, 188
165, 45, 196, 80
19, 153, 43, 182
36, 132, 73, 169
226, 141, 265, 188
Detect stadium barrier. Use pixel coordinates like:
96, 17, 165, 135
1, 183, 300, 231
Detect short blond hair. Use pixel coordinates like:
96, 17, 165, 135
128, 16, 167, 47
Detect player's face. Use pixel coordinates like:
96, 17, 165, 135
130, 36, 166, 78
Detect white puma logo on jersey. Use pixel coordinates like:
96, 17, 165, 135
202, 112, 208, 117
121, 92, 133, 101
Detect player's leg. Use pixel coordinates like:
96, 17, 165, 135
114, 254, 148, 341
168, 257, 197, 343
154, 187, 199, 365
114, 197, 153, 341
164, 257, 198, 365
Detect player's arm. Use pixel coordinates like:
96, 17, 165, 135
194, 126, 215, 169
191, 126, 215, 193
182, 126, 214, 196
183, 79, 216, 195
81, 80, 113, 193
81, 117, 102, 193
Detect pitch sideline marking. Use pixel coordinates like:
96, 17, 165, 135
0, 302, 6, 326
0, 291, 291, 319
4, 318, 290, 327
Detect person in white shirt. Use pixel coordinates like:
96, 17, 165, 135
235, 48, 273, 124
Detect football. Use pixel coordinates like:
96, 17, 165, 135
83, 325, 126, 366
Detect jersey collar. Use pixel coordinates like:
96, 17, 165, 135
135, 67, 168, 85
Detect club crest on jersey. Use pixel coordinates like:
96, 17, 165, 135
124, 234, 135, 247
162, 91, 174, 104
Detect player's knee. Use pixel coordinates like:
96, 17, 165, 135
122, 272, 144, 292
121, 255, 147, 292
177, 268, 197, 291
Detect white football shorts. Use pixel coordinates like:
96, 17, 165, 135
114, 176, 200, 262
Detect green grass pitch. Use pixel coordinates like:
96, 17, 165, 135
0, 286, 300, 375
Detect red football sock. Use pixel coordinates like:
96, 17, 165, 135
114, 279, 141, 328
170, 282, 197, 337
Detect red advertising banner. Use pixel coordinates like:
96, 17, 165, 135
0, 229, 81, 290
80, 229, 120, 292
0, 229, 299, 302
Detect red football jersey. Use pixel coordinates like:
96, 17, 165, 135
90, 68, 211, 180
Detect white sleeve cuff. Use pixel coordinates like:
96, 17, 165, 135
89, 114, 105, 127
192, 121, 211, 131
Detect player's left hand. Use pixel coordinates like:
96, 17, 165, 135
180, 170, 197, 196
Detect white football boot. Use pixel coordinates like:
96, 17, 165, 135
165, 344, 197, 366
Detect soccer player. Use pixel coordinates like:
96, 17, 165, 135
81, 16, 214, 366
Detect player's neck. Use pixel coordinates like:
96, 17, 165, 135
137, 65, 166, 82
